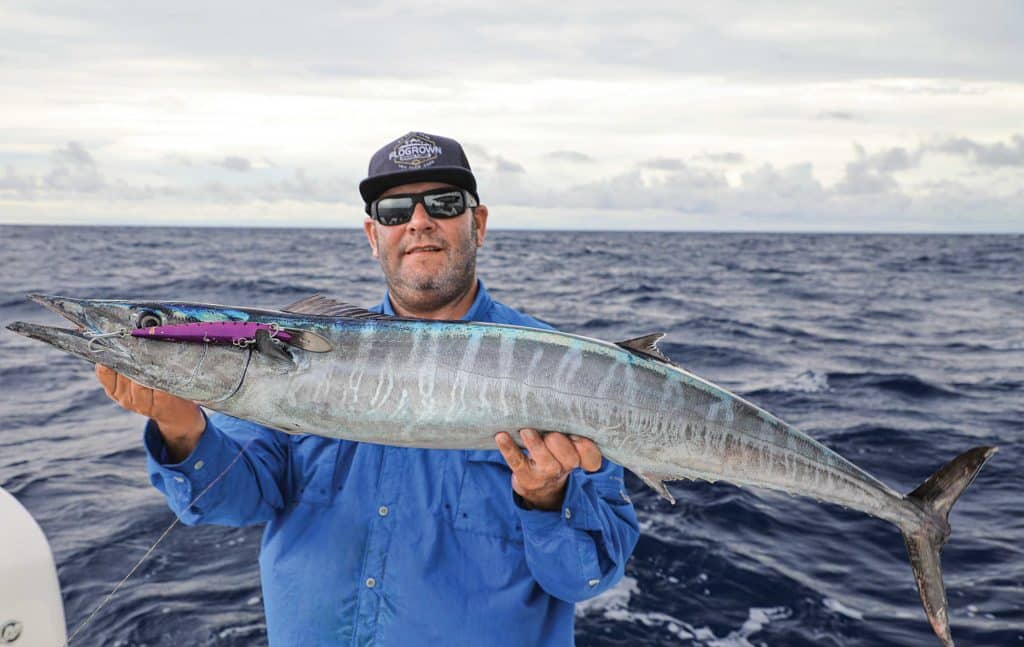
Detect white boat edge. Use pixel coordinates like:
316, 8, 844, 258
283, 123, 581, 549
0, 486, 67, 646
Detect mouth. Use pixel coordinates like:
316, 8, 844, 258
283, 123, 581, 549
404, 244, 445, 255
6, 294, 126, 359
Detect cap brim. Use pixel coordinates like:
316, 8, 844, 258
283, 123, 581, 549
359, 167, 478, 209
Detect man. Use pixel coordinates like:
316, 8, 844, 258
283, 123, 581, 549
96, 132, 640, 645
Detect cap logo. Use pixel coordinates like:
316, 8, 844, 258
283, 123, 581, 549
388, 133, 442, 169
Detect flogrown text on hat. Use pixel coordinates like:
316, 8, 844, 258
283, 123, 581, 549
389, 133, 443, 169
360, 131, 478, 211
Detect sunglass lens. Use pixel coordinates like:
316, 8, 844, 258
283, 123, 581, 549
424, 191, 465, 218
375, 196, 414, 225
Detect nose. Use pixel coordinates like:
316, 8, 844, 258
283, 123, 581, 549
406, 202, 435, 232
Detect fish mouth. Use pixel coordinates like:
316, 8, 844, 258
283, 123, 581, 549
6, 320, 111, 363
7, 294, 129, 360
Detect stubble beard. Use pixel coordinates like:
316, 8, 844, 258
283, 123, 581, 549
382, 221, 479, 313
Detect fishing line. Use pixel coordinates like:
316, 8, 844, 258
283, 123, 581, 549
63, 435, 257, 646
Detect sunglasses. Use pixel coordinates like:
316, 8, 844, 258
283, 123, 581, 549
369, 188, 478, 226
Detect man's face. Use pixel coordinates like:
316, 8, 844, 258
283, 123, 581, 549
363, 181, 488, 313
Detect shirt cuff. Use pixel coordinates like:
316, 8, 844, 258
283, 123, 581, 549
144, 412, 236, 517
514, 467, 601, 534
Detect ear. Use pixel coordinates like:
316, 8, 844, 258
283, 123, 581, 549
363, 217, 379, 258
472, 204, 488, 247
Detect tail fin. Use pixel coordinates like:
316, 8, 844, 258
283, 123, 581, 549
900, 446, 998, 647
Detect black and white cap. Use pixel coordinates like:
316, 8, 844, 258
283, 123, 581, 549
359, 132, 478, 211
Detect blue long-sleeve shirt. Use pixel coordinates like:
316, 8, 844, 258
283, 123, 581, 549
144, 281, 640, 646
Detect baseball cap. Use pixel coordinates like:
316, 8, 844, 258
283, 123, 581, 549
359, 132, 478, 212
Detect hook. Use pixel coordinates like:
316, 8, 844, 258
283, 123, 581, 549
86, 328, 129, 353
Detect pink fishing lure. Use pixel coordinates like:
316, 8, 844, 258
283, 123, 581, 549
130, 321, 292, 345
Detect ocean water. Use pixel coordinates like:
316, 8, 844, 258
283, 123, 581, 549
1, 225, 1022, 646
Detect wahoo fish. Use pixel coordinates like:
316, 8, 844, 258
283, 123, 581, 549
8, 294, 997, 646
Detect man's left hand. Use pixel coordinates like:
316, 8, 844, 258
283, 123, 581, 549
494, 428, 602, 511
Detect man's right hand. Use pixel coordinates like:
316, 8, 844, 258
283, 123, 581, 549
95, 365, 206, 462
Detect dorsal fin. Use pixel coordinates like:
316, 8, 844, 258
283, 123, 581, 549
616, 332, 674, 364
281, 295, 393, 320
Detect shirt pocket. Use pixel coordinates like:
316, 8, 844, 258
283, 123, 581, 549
453, 450, 523, 542
288, 436, 342, 505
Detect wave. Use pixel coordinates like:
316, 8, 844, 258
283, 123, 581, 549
827, 371, 959, 399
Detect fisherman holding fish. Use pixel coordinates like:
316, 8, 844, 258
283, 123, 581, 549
10, 131, 996, 647
94, 133, 641, 645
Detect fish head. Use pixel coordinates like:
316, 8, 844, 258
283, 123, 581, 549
7, 295, 254, 403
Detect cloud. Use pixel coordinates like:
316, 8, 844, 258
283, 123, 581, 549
695, 151, 746, 164
0, 141, 107, 198
825, 134, 1024, 197
493, 156, 525, 174
836, 160, 899, 195
7, 2, 1022, 93
219, 155, 252, 172
0, 141, 355, 205
561, 163, 728, 212
3, 133, 1022, 232
163, 153, 194, 167
933, 135, 1024, 167
44, 141, 103, 193
816, 111, 859, 121
830, 134, 1024, 196
545, 150, 594, 164
51, 141, 94, 166
639, 157, 689, 171
835, 144, 922, 195
0, 165, 35, 197
534, 142, 1021, 231
464, 144, 526, 174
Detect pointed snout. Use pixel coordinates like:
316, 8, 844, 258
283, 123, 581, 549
6, 320, 96, 360
28, 294, 91, 328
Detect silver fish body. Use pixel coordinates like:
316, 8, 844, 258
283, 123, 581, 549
230, 319, 908, 524
8, 294, 997, 646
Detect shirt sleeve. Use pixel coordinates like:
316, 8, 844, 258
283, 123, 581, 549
515, 459, 640, 602
144, 410, 290, 526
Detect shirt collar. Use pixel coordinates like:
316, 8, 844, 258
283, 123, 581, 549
379, 279, 492, 321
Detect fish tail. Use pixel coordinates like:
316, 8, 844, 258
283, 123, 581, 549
899, 446, 997, 647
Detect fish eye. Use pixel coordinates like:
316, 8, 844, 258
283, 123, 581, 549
136, 311, 163, 328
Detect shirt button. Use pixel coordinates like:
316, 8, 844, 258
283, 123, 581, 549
365, 577, 376, 589
378, 505, 389, 517
588, 578, 600, 587
564, 507, 572, 520
193, 460, 205, 471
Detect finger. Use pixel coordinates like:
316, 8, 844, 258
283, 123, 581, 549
543, 433, 581, 472
494, 432, 528, 473
519, 428, 558, 471
111, 370, 133, 405
571, 435, 603, 472
133, 383, 154, 418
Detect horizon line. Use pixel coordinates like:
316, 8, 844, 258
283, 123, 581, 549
0, 222, 1021, 236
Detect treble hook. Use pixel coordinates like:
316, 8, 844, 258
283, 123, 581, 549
86, 328, 129, 353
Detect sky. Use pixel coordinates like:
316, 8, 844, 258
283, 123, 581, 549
1, 1, 1023, 232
